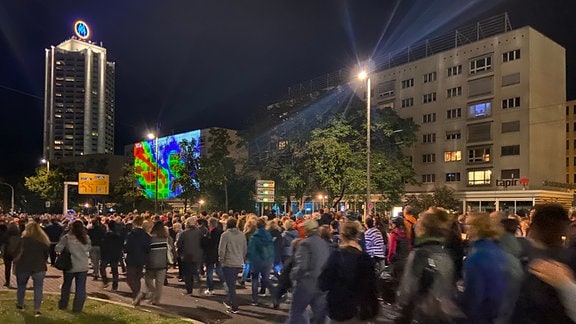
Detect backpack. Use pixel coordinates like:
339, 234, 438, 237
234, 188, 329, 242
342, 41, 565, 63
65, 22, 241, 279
394, 235, 410, 263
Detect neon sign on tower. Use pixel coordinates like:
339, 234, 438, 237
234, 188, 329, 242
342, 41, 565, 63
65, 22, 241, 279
74, 20, 90, 40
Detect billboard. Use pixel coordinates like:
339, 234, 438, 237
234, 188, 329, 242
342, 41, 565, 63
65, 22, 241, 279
78, 173, 109, 195
133, 130, 201, 200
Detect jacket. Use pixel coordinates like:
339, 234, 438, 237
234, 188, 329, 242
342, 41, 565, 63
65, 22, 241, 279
281, 229, 299, 258
319, 246, 379, 321
146, 235, 168, 270
290, 232, 330, 289
204, 227, 223, 264
14, 237, 49, 273
177, 226, 204, 263
247, 227, 275, 265
218, 228, 247, 268
387, 228, 409, 264
43, 222, 64, 243
56, 233, 92, 273
100, 231, 124, 262
88, 224, 106, 247
461, 239, 510, 322
124, 227, 151, 266
269, 228, 283, 264
364, 227, 386, 259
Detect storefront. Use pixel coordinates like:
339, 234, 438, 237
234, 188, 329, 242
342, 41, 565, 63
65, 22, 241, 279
456, 189, 574, 214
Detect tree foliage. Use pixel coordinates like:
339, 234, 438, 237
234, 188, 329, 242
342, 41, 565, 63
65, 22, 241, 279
404, 186, 461, 214
173, 138, 201, 212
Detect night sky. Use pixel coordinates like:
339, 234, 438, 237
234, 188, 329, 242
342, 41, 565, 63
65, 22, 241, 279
1, 0, 575, 184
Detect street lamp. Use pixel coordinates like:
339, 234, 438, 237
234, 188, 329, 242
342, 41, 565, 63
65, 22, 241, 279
317, 194, 328, 209
147, 132, 160, 214
199, 199, 205, 212
0, 182, 15, 213
358, 69, 371, 219
41, 158, 50, 174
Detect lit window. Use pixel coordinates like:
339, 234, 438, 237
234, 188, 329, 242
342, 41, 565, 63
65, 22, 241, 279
446, 173, 461, 182
469, 102, 491, 118
278, 140, 288, 150
468, 169, 492, 185
444, 151, 462, 162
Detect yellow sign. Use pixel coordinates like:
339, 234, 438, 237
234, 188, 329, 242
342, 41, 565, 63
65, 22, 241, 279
78, 173, 109, 195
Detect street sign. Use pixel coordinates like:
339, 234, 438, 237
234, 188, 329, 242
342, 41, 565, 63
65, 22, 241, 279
256, 180, 275, 203
78, 172, 109, 195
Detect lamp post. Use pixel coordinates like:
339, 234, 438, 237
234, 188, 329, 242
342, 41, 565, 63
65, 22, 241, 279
147, 133, 160, 214
41, 158, 50, 174
358, 70, 371, 219
199, 199, 204, 213
0, 182, 15, 214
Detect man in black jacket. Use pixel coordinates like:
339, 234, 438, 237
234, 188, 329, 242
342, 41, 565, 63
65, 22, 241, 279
203, 217, 224, 295
87, 217, 106, 280
124, 215, 151, 305
43, 217, 63, 266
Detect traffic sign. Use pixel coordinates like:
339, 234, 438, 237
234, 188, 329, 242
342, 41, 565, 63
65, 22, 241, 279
256, 180, 275, 202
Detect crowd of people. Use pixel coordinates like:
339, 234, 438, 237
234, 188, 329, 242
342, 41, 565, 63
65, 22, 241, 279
0, 203, 575, 323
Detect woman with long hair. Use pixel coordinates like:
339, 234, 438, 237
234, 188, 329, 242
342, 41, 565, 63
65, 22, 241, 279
13, 221, 50, 317
144, 221, 169, 305
56, 219, 91, 312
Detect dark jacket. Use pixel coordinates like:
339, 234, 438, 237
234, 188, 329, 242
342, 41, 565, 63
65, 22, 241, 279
247, 228, 274, 265
146, 235, 168, 270
14, 237, 49, 273
3, 230, 20, 261
88, 224, 106, 247
281, 229, 299, 259
177, 226, 204, 263
204, 227, 223, 264
101, 231, 124, 263
124, 227, 151, 266
43, 222, 64, 243
319, 246, 379, 321
269, 228, 283, 264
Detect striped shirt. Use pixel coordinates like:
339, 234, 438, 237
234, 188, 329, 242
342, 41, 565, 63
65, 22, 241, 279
364, 227, 386, 259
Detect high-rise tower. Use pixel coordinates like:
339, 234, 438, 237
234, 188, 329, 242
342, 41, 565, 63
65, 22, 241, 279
43, 21, 115, 160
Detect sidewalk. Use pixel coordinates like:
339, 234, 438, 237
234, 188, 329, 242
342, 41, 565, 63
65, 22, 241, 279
0, 262, 397, 323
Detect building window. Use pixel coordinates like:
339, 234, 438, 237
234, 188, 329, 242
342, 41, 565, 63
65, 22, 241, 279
468, 169, 492, 185
469, 101, 491, 118
422, 153, 436, 163
278, 140, 288, 150
469, 55, 492, 75
446, 172, 461, 182
447, 86, 462, 98
448, 65, 462, 77
501, 145, 520, 156
502, 97, 521, 109
422, 174, 436, 183
446, 130, 461, 140
447, 108, 462, 119
502, 49, 521, 62
423, 92, 437, 104
502, 121, 520, 133
468, 147, 491, 163
424, 72, 437, 83
401, 97, 414, 108
401, 78, 414, 89
423, 133, 436, 143
444, 151, 462, 162
501, 169, 520, 179
423, 113, 436, 123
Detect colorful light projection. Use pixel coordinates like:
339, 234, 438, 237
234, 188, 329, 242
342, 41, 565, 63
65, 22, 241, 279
134, 130, 201, 200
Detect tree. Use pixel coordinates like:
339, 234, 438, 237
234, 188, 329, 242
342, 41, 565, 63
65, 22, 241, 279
173, 138, 201, 213
111, 163, 153, 213
404, 186, 461, 214
25, 166, 66, 212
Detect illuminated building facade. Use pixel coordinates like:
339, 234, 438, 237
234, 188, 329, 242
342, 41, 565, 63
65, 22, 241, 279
43, 21, 115, 160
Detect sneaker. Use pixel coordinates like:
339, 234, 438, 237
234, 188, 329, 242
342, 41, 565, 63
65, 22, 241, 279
34, 311, 41, 317
258, 293, 266, 297
223, 301, 232, 309
251, 301, 259, 306
203, 289, 213, 296
227, 309, 239, 314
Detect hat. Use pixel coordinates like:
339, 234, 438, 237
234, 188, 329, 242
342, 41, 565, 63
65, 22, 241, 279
295, 211, 304, 218
302, 219, 319, 232
392, 216, 405, 227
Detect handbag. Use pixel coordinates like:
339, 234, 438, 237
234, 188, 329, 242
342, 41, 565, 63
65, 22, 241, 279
55, 236, 73, 271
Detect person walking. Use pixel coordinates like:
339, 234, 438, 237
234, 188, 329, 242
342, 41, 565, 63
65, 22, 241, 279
56, 220, 92, 313
248, 218, 275, 305
204, 217, 224, 295
219, 217, 247, 314
43, 217, 63, 266
100, 220, 123, 291
13, 222, 50, 317
144, 221, 169, 305
288, 219, 331, 324
2, 223, 20, 288
87, 217, 105, 280
124, 215, 151, 305
177, 216, 204, 296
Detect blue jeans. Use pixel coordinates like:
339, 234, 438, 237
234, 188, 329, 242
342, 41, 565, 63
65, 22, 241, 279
222, 266, 242, 311
59, 271, 88, 312
16, 271, 45, 311
241, 262, 251, 282
251, 262, 273, 303
205, 262, 223, 291
288, 283, 327, 324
